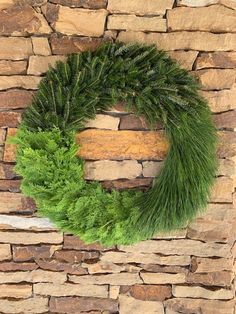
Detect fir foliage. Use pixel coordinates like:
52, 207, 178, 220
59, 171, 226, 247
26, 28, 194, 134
13, 42, 217, 245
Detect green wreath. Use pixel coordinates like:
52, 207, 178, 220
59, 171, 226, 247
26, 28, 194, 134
13, 43, 217, 246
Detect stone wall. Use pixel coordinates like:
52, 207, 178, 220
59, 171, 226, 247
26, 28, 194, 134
0, 0, 235, 313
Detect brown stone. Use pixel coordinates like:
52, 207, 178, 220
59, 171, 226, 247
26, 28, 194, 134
191, 257, 234, 273
0, 284, 32, 299
0, 4, 51, 35
0, 244, 11, 261
141, 264, 188, 274
0, 60, 27, 75
76, 130, 168, 160
0, 90, 34, 110
0, 37, 32, 60
32, 37, 51, 56
53, 6, 107, 36
49, 296, 118, 313
63, 235, 103, 250
0, 163, 17, 179
27, 55, 66, 75
119, 295, 164, 314
0, 231, 63, 245
0, 113, 20, 128
83, 261, 124, 274
129, 285, 171, 301
50, 34, 103, 54
54, 250, 99, 262
108, 15, 167, 32
42, 2, 59, 23
210, 177, 233, 203
218, 131, 236, 158
186, 271, 233, 287
0, 192, 36, 214
108, 0, 174, 15
102, 178, 153, 190
196, 52, 236, 69
118, 31, 236, 52
36, 259, 87, 275
50, 0, 108, 8
4, 127, 17, 162
168, 50, 198, 70
0, 262, 38, 271
119, 114, 149, 130
218, 159, 235, 176
202, 90, 236, 113
194, 69, 236, 90
214, 111, 236, 129
69, 273, 142, 285
13, 245, 62, 262
165, 298, 234, 314
167, 5, 236, 32
0, 298, 49, 314
0, 76, 41, 90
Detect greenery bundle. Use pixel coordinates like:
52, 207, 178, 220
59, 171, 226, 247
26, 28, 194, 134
13, 42, 217, 246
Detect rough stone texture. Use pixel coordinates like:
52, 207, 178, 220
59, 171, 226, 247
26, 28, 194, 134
167, 5, 236, 32
13, 245, 62, 262
196, 52, 236, 69
27, 55, 66, 75
119, 114, 149, 130
167, 51, 198, 70
0, 284, 32, 299
34, 282, 108, 298
203, 90, 236, 113
63, 234, 103, 250
84, 160, 142, 180
218, 131, 236, 158
178, 0, 236, 9
4, 128, 18, 161
53, 6, 107, 36
186, 271, 233, 287
194, 69, 236, 90
0, 192, 35, 214
141, 273, 186, 284
142, 161, 163, 177
0, 244, 11, 261
69, 273, 142, 285
49, 296, 118, 313
210, 177, 233, 202
0, 76, 41, 91
118, 31, 236, 51
0, 215, 55, 231
77, 130, 168, 160
0, 90, 34, 110
129, 285, 172, 301
32, 37, 51, 56
108, 0, 174, 15
0, 180, 21, 192
36, 258, 87, 275
0, 38, 33, 60
0, 60, 27, 75
53, 249, 99, 262
214, 111, 236, 129
0, 4, 52, 35
0, 231, 63, 244
83, 261, 125, 274
119, 295, 164, 314
0, 262, 38, 271
172, 285, 234, 300
50, 0, 107, 8
191, 257, 234, 273
0, 114, 20, 129
85, 114, 120, 130
108, 15, 167, 32
102, 178, 153, 190
0, 298, 49, 314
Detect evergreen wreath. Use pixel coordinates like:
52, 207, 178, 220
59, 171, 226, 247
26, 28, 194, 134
12, 43, 217, 246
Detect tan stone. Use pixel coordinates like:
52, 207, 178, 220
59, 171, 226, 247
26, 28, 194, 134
191, 257, 234, 273
110, 286, 119, 299
167, 5, 236, 32
172, 285, 234, 300
196, 52, 236, 69
0, 192, 35, 214
0, 270, 66, 284
0, 262, 38, 272
0, 284, 32, 299
141, 273, 186, 284
210, 177, 233, 203
82, 261, 125, 274
32, 37, 51, 56
0, 90, 34, 110
203, 90, 236, 113
142, 161, 163, 177
168, 51, 198, 70
4, 128, 17, 162
85, 114, 120, 130
108, 15, 166, 32
119, 295, 164, 314
13, 245, 62, 262
84, 160, 142, 180
27, 55, 66, 75
101, 251, 190, 265
218, 131, 236, 158
194, 69, 236, 90
77, 130, 168, 160
0, 231, 63, 244
0, 163, 16, 179
69, 273, 142, 285
218, 159, 235, 176
153, 229, 187, 239
165, 298, 235, 314
0, 4, 52, 35
0, 244, 11, 261
0, 129, 5, 144
214, 111, 236, 129
119, 239, 231, 257
0, 38, 32, 60
0, 297, 48, 314
118, 31, 236, 52
178, 0, 236, 10
129, 284, 171, 301
186, 271, 233, 287
0, 76, 41, 90
0, 0, 14, 10
108, 0, 174, 15
0, 215, 55, 231
53, 6, 107, 36
34, 282, 108, 298
0, 60, 27, 75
